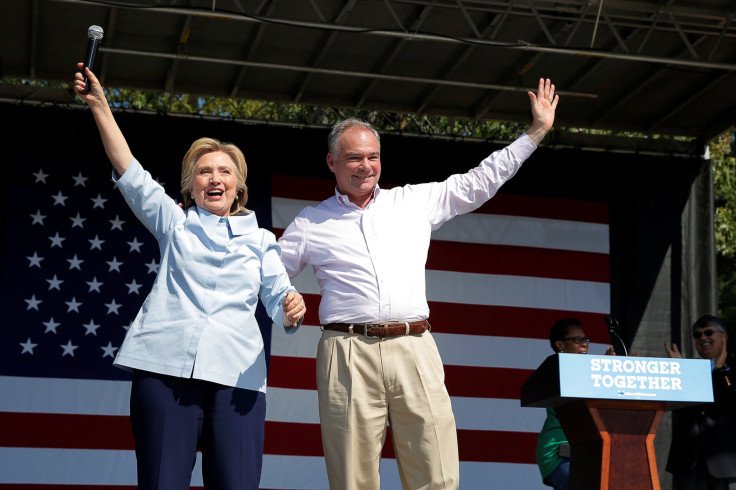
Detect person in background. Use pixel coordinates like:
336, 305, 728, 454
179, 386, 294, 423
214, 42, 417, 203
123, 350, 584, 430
536, 318, 615, 490
75, 64, 306, 490
665, 314, 736, 490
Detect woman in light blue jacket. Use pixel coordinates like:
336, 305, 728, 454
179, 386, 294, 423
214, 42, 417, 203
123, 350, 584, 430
75, 64, 306, 490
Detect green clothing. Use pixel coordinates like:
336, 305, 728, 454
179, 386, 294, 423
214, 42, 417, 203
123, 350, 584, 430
536, 407, 568, 479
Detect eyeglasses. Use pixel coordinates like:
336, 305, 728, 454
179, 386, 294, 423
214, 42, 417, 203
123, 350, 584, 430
563, 336, 590, 345
693, 328, 719, 339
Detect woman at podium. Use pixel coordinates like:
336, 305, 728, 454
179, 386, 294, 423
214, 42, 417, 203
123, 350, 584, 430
535, 318, 615, 490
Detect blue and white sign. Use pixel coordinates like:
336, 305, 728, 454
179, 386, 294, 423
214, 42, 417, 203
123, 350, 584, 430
558, 354, 714, 403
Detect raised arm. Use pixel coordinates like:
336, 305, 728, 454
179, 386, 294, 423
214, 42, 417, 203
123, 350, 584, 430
525, 78, 560, 146
74, 64, 133, 176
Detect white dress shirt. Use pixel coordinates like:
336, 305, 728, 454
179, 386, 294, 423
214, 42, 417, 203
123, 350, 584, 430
278, 134, 537, 324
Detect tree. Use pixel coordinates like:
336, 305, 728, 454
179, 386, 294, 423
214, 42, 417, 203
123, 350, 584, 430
711, 129, 736, 357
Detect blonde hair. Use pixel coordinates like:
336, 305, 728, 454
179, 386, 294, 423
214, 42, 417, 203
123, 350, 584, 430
180, 137, 248, 215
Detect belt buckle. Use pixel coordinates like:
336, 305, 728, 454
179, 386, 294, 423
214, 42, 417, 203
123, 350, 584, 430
363, 323, 380, 337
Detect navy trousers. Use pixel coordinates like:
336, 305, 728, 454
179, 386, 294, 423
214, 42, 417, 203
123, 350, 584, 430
130, 370, 266, 490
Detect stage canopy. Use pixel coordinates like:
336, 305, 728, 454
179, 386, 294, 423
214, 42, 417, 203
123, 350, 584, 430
2, 0, 736, 155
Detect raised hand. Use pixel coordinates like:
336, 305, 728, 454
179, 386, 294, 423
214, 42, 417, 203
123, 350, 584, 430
74, 63, 106, 108
526, 78, 559, 145
664, 341, 683, 359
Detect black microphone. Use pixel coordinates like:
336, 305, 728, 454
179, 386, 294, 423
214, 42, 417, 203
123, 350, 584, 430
81, 25, 104, 94
604, 315, 628, 356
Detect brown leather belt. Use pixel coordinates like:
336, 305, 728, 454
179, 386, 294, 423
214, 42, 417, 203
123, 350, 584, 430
322, 320, 430, 338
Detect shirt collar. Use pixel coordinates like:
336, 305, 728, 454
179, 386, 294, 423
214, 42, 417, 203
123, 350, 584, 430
194, 207, 258, 236
334, 185, 382, 209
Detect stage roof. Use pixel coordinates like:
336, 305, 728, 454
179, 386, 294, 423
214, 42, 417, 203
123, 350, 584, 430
2, 0, 736, 155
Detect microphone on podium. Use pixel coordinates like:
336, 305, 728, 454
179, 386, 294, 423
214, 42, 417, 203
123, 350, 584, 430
81, 25, 104, 94
604, 315, 628, 356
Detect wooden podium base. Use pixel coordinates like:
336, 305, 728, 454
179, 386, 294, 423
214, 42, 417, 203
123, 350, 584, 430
556, 399, 666, 490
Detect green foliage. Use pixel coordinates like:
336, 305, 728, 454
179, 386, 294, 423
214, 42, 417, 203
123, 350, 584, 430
711, 131, 736, 351
5, 74, 523, 141
100, 86, 527, 140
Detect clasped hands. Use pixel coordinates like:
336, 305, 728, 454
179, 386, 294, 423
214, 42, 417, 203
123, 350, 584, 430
283, 291, 306, 327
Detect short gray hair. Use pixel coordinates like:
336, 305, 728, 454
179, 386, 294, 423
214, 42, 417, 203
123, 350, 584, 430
327, 118, 381, 155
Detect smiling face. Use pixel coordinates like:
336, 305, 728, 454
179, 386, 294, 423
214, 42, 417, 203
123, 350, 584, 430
327, 127, 381, 208
555, 326, 589, 354
693, 325, 728, 360
190, 151, 238, 216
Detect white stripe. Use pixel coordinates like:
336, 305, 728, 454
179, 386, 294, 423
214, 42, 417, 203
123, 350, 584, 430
271, 197, 321, 229
263, 455, 550, 489
0, 376, 545, 433
272, 197, 609, 254
452, 397, 546, 432
270, 323, 321, 358
433, 334, 551, 369
265, 387, 320, 424
2, 334, 612, 416
286, 266, 609, 313
288, 264, 320, 295
427, 269, 610, 313
261, 454, 329, 489
0, 447, 141, 485
266, 386, 547, 433
459, 461, 548, 490
0, 448, 546, 489
0, 376, 131, 415
433, 212, 609, 253
1, 375, 546, 433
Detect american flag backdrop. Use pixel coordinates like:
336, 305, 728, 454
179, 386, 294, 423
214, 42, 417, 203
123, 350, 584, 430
0, 159, 611, 488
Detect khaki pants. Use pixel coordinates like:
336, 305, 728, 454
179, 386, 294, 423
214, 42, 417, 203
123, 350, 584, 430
316, 329, 459, 490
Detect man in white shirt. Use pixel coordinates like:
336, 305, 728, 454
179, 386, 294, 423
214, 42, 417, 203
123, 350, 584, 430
278, 78, 559, 490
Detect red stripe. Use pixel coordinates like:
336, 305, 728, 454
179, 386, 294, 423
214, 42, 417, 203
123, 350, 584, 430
271, 174, 337, 202
457, 428, 537, 464
299, 293, 610, 341
299, 293, 321, 326
269, 356, 317, 391
0, 486, 147, 489
263, 421, 323, 456
0, 412, 536, 464
268, 356, 534, 400
473, 193, 608, 224
427, 240, 609, 282
264, 421, 536, 464
0, 412, 134, 450
271, 174, 608, 224
426, 301, 610, 340
445, 366, 534, 399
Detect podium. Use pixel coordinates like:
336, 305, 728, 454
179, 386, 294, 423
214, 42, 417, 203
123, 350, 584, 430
521, 354, 713, 490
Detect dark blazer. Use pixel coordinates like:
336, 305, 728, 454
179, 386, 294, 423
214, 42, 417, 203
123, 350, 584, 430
666, 360, 736, 478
